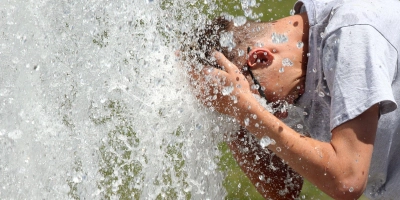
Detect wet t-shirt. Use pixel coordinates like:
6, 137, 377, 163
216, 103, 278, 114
294, 0, 400, 199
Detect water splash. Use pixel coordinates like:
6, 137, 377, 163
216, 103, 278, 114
0, 0, 239, 199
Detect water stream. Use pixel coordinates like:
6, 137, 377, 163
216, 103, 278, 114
0, 0, 242, 199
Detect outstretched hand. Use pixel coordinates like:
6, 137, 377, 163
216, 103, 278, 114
189, 51, 258, 119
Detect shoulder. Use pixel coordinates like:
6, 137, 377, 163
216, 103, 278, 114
326, 0, 400, 34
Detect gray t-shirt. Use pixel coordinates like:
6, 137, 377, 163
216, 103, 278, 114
294, 0, 400, 199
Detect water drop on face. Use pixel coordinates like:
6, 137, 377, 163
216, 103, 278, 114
238, 49, 245, 57
349, 187, 354, 192
276, 147, 282, 152
279, 67, 284, 73
255, 42, 264, 48
282, 58, 293, 67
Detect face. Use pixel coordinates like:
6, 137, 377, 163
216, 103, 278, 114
232, 14, 308, 105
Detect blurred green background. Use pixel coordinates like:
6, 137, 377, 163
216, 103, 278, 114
209, 0, 369, 199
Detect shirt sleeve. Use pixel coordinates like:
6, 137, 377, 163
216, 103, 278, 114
322, 25, 398, 131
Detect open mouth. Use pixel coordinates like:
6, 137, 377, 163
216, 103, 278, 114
246, 47, 272, 67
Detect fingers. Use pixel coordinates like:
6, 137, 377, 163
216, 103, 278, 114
214, 51, 239, 74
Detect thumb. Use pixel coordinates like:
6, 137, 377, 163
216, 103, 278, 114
214, 51, 238, 74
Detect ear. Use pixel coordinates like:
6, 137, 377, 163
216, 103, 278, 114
247, 48, 274, 68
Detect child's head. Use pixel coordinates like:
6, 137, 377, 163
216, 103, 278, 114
183, 13, 309, 104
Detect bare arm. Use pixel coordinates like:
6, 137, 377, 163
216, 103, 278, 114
194, 52, 379, 199
227, 127, 303, 199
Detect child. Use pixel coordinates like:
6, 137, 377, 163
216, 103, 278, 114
186, 0, 400, 199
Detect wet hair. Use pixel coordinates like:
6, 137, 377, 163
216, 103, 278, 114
180, 16, 267, 68
180, 16, 231, 69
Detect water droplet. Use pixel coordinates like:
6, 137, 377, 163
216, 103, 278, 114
72, 175, 83, 183
312, 68, 317, 73
272, 33, 288, 44
349, 187, 354, 192
296, 124, 303, 129
279, 67, 284, 73
233, 16, 247, 27
260, 136, 275, 148
259, 175, 265, 181
244, 118, 250, 126
238, 49, 245, 57
276, 147, 281, 152
282, 58, 293, 67
279, 189, 288, 196
251, 84, 260, 90
219, 31, 236, 50
320, 32, 325, 38
8, 129, 23, 140
255, 42, 264, 48
255, 123, 259, 128
303, 111, 308, 116
290, 9, 295, 16
307, 53, 311, 57
318, 91, 325, 97
221, 85, 234, 96
296, 41, 304, 49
